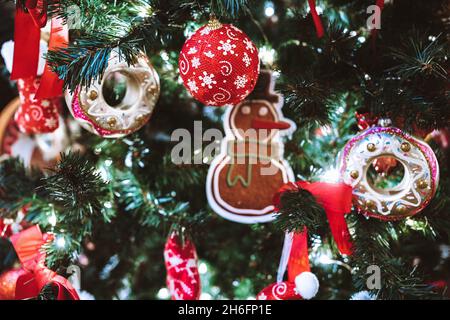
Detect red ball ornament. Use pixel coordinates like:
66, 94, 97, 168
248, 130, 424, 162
179, 19, 260, 106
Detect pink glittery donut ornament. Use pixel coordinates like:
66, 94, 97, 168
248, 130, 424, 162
338, 126, 439, 221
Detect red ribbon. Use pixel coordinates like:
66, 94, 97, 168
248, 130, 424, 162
274, 181, 353, 280
307, 0, 324, 38
25, 0, 48, 28
10, 3, 42, 80
36, 17, 68, 99
9, 226, 79, 300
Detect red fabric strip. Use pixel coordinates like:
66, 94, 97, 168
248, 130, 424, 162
307, 0, 324, 38
10, 5, 41, 80
297, 181, 353, 255
287, 228, 311, 282
324, 207, 353, 255
36, 17, 68, 99
28, 0, 48, 28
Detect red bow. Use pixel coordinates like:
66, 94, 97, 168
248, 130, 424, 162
273, 181, 353, 282
9, 226, 79, 300
307, 0, 324, 38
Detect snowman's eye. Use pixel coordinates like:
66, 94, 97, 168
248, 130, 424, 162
258, 106, 268, 116
241, 106, 251, 115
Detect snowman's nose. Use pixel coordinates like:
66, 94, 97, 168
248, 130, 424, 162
251, 118, 291, 130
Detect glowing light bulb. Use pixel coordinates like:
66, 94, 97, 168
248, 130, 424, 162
200, 293, 212, 300
321, 168, 341, 183
161, 51, 169, 62
258, 46, 276, 66
264, 2, 275, 17
48, 212, 57, 227
318, 253, 333, 265
157, 288, 170, 299
56, 236, 66, 248
198, 262, 208, 274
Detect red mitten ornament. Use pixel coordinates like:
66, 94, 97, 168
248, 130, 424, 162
179, 18, 260, 106
15, 77, 60, 134
2, 40, 61, 134
163, 231, 201, 300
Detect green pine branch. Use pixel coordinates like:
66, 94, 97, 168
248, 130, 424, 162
350, 214, 438, 300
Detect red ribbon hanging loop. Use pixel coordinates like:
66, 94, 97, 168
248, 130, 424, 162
25, 0, 48, 28
307, 0, 324, 38
10, 4, 41, 80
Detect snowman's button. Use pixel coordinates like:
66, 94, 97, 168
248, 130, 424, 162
258, 106, 268, 116
241, 105, 251, 115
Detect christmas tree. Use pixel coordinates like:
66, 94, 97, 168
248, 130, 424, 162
0, 0, 449, 300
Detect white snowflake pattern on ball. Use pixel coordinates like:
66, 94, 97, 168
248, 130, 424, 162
204, 51, 215, 58
44, 117, 57, 129
187, 79, 199, 93
242, 52, 251, 67
200, 27, 211, 36
234, 75, 248, 89
191, 57, 200, 69
217, 40, 236, 55
199, 72, 217, 89
187, 47, 198, 55
41, 100, 50, 107
243, 38, 255, 53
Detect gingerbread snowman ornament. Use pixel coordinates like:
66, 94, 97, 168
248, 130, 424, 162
206, 70, 295, 223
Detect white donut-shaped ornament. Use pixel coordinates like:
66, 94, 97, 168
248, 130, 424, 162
339, 126, 439, 221
65, 51, 160, 138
